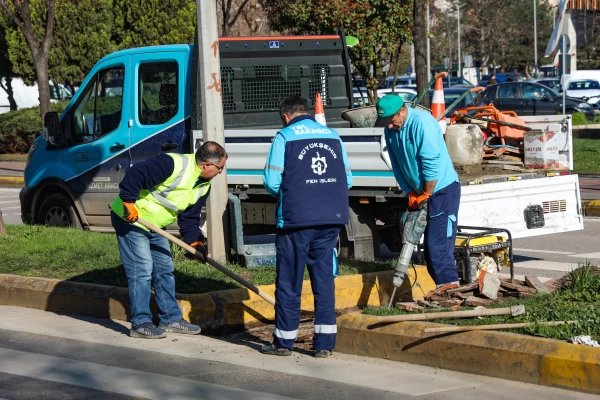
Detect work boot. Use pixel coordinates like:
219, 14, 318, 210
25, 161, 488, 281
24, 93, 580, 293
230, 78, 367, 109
159, 319, 201, 335
130, 322, 167, 339
314, 349, 334, 358
261, 344, 292, 356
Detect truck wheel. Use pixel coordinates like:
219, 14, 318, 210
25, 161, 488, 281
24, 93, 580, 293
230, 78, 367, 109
38, 193, 82, 228
337, 228, 354, 259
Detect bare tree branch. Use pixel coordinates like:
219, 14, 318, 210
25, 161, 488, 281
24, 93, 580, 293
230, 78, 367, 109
0, 0, 26, 31
228, 0, 251, 31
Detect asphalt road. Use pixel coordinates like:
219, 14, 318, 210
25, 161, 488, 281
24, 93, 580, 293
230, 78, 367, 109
0, 306, 596, 400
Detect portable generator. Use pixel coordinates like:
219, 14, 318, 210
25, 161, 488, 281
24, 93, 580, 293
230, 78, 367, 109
454, 226, 514, 283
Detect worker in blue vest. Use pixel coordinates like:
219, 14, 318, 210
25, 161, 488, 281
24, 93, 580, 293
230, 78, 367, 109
111, 141, 227, 339
375, 95, 461, 288
262, 96, 353, 358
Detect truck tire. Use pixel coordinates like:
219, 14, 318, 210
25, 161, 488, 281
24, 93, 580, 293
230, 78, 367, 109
337, 228, 354, 259
37, 193, 82, 228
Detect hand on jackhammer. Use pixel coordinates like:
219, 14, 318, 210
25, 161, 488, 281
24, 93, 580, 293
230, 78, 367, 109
122, 202, 139, 223
187, 241, 207, 262
408, 191, 431, 211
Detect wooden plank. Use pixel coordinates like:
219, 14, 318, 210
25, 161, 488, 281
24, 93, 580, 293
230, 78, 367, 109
503, 165, 525, 171
525, 276, 551, 294
500, 280, 537, 294
445, 282, 479, 295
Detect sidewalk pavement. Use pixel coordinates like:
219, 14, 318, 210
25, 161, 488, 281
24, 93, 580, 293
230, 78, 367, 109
0, 305, 594, 399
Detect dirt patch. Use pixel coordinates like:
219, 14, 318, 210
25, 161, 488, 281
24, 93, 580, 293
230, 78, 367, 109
455, 163, 506, 181
216, 307, 360, 353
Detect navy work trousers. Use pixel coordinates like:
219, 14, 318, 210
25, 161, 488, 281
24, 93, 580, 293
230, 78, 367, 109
273, 225, 340, 351
424, 181, 461, 285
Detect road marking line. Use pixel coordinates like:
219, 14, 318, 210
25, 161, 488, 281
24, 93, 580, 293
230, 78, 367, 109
568, 252, 600, 259
0, 348, 293, 400
0, 200, 19, 205
1, 206, 21, 210
514, 248, 574, 255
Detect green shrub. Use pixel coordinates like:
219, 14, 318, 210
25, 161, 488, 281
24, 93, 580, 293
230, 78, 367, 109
0, 101, 69, 154
571, 112, 588, 126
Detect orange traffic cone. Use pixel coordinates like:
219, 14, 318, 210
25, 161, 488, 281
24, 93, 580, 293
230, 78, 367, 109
431, 77, 446, 133
315, 93, 327, 126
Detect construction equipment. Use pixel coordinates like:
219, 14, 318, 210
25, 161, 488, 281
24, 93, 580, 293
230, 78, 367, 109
436, 87, 485, 122
135, 217, 276, 306
454, 226, 514, 283
411, 72, 448, 109
388, 203, 428, 307
375, 304, 525, 323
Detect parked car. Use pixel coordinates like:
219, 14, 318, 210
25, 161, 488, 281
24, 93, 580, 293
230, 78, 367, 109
479, 82, 594, 120
376, 87, 417, 102
0, 78, 72, 114
565, 79, 600, 100
379, 74, 416, 89
443, 77, 474, 88
533, 78, 561, 93
427, 87, 479, 115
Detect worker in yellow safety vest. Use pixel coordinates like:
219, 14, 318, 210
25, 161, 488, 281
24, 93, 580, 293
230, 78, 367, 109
111, 141, 227, 339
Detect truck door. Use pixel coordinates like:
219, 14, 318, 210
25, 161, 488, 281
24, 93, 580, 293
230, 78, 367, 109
128, 51, 189, 163
60, 55, 131, 227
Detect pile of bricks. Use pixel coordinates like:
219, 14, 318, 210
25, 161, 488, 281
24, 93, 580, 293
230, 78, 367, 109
397, 272, 552, 312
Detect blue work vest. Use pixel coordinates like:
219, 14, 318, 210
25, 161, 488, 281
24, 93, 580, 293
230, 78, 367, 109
278, 119, 349, 228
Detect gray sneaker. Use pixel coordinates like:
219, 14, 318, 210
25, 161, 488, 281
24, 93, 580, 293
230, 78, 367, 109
159, 319, 201, 335
315, 349, 334, 358
130, 322, 167, 339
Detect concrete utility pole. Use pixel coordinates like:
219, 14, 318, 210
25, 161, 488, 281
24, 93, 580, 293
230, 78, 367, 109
196, 0, 228, 263
534, 0, 538, 78
457, 4, 462, 78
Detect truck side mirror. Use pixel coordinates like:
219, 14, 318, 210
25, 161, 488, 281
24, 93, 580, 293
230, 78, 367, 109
43, 111, 63, 147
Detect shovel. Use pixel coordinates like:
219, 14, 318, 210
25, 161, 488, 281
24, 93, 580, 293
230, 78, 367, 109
373, 304, 525, 323
135, 217, 276, 306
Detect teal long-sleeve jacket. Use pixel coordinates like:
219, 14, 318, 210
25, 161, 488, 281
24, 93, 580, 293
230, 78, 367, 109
384, 107, 458, 194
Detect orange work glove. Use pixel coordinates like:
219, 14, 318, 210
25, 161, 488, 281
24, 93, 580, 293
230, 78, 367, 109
409, 191, 431, 211
122, 202, 139, 223
407, 191, 419, 210
188, 241, 207, 262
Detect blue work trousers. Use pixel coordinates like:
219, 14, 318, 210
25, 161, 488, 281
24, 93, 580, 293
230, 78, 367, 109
111, 212, 183, 327
274, 226, 340, 351
424, 181, 461, 285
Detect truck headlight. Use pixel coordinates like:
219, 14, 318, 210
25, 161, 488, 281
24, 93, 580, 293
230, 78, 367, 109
26, 141, 39, 167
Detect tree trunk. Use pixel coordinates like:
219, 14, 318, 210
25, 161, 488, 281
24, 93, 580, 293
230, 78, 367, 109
413, 0, 430, 108
0, 77, 18, 111
35, 59, 51, 122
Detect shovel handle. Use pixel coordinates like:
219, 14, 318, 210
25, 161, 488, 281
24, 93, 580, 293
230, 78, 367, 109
136, 217, 276, 306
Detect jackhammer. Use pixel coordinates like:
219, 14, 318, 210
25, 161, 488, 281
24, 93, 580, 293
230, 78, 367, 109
388, 202, 428, 308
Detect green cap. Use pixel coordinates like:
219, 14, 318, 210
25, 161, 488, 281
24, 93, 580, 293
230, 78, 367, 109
376, 94, 405, 118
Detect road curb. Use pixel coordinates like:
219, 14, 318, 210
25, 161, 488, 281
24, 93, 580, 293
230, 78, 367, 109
336, 314, 600, 394
0, 176, 24, 186
0, 269, 435, 332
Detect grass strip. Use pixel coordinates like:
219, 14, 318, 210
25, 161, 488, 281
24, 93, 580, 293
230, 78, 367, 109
573, 138, 600, 174
0, 225, 394, 294
0, 154, 27, 162
364, 265, 600, 341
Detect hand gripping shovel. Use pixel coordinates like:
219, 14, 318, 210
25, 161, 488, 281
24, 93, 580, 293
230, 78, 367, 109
136, 217, 276, 306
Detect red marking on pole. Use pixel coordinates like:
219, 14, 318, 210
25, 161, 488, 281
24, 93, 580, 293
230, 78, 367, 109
211, 41, 218, 58
207, 73, 222, 96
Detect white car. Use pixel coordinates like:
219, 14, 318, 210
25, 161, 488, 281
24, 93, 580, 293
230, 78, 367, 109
565, 79, 600, 100
376, 87, 418, 103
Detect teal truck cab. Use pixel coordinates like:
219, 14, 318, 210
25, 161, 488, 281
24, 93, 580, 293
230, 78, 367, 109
20, 34, 354, 234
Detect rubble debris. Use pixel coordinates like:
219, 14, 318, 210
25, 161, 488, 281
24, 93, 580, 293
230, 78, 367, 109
479, 270, 501, 300
465, 296, 494, 307
396, 302, 425, 312
525, 276, 551, 294
500, 280, 536, 295
417, 300, 442, 309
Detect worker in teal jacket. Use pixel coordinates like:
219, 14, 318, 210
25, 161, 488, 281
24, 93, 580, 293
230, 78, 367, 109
375, 94, 460, 287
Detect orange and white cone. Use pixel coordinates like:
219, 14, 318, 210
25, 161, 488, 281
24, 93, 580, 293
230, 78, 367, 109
431, 77, 446, 134
315, 93, 327, 126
